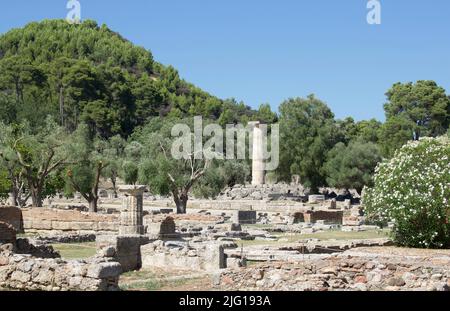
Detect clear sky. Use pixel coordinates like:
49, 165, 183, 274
1, 0, 449, 121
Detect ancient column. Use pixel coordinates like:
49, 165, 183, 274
249, 121, 265, 185
119, 185, 146, 235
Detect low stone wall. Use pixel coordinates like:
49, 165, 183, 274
32, 233, 96, 245
22, 208, 119, 233
0, 206, 24, 233
0, 251, 121, 291
141, 240, 226, 272
96, 235, 149, 272
303, 210, 343, 224
217, 250, 450, 291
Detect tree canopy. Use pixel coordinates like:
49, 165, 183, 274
0, 20, 263, 137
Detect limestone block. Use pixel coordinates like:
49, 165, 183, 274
87, 262, 122, 279
97, 221, 119, 232
70, 221, 98, 231
51, 221, 74, 231
308, 195, 325, 204
32, 220, 53, 230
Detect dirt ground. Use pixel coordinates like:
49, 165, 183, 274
119, 267, 215, 291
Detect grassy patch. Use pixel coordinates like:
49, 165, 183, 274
16, 232, 38, 238
120, 279, 162, 291
236, 229, 390, 247
119, 269, 208, 291
51, 242, 97, 260
296, 229, 390, 241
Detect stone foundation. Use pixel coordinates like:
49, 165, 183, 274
0, 251, 121, 291
303, 210, 343, 224
141, 240, 226, 272
96, 235, 149, 272
21, 208, 119, 233
217, 250, 450, 291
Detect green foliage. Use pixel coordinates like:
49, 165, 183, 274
0, 20, 265, 137
323, 140, 382, 194
65, 123, 112, 211
363, 136, 450, 248
135, 118, 197, 192
336, 117, 381, 144
134, 117, 240, 213
193, 160, 250, 198
0, 118, 68, 206
277, 95, 340, 192
380, 80, 450, 157
121, 161, 139, 185
0, 169, 12, 200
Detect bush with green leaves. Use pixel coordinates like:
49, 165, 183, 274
363, 136, 450, 248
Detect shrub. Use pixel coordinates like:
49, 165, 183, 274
363, 136, 450, 248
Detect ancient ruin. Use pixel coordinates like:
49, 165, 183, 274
1, 179, 448, 292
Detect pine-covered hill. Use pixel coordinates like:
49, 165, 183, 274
0, 19, 267, 137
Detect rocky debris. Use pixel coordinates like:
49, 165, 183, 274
0, 250, 121, 291
217, 183, 306, 201
216, 251, 450, 291
31, 233, 96, 245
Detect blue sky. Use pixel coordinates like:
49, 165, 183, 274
1, 0, 449, 121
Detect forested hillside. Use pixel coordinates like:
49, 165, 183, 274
0, 19, 269, 137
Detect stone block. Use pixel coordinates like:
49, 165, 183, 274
308, 195, 325, 204
87, 262, 122, 279
234, 211, 257, 225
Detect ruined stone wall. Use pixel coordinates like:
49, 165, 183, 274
96, 235, 149, 272
217, 253, 450, 291
0, 206, 23, 233
303, 210, 343, 224
187, 200, 307, 212
0, 251, 121, 291
141, 240, 225, 272
22, 208, 119, 233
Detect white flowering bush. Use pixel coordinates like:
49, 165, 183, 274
363, 136, 450, 249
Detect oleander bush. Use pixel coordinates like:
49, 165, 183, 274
363, 136, 450, 248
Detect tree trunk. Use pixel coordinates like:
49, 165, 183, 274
31, 193, 42, 207
59, 85, 65, 127
10, 190, 18, 207
174, 192, 188, 214
30, 185, 43, 207
88, 198, 98, 213
111, 177, 118, 198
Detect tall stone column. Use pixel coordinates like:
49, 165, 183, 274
119, 185, 146, 235
249, 121, 265, 185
